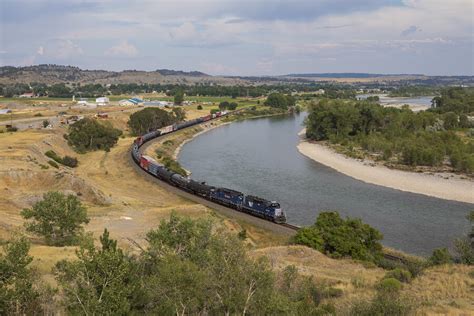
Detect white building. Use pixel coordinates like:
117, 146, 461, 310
96, 97, 110, 106
119, 99, 135, 106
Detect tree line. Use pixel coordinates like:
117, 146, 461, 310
0, 82, 359, 99
305, 92, 474, 173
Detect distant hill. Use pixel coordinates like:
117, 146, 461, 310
156, 69, 208, 77
285, 73, 424, 78
0, 64, 217, 85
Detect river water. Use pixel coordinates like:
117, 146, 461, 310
178, 113, 473, 255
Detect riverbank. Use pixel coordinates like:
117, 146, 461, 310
297, 131, 474, 204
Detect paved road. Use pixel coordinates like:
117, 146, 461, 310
131, 136, 297, 236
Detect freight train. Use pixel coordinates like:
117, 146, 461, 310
131, 110, 287, 223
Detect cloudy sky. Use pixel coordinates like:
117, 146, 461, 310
1, 0, 473, 75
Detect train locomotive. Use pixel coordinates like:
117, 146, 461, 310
131, 110, 287, 224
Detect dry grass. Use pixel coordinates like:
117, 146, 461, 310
250, 245, 385, 312
406, 264, 474, 315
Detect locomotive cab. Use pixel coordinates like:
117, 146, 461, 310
269, 201, 286, 223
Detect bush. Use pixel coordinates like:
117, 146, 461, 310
351, 291, 412, 316
377, 278, 402, 293
384, 268, 412, 283
228, 102, 238, 110
162, 157, 187, 176
293, 211, 383, 262
42, 120, 50, 128
210, 108, 219, 115
45, 150, 62, 162
197, 105, 203, 110
429, 248, 453, 265
48, 160, 59, 168
45, 150, 78, 168
62, 156, 78, 168
6, 126, 18, 132
68, 118, 122, 152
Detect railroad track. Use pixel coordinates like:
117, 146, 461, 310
280, 223, 301, 230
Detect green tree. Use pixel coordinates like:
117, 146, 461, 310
128, 108, 179, 136
293, 211, 383, 262
228, 102, 238, 110
21, 191, 89, 246
174, 89, 184, 105
67, 118, 122, 152
0, 236, 43, 315
172, 107, 186, 121
443, 112, 459, 129
141, 213, 278, 315
55, 229, 137, 315
264, 93, 294, 109
219, 101, 229, 110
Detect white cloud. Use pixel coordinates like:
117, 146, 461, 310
55, 40, 83, 59
105, 40, 138, 57
37, 46, 44, 55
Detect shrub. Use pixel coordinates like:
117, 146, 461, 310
351, 291, 412, 316
45, 150, 78, 168
62, 156, 78, 168
6, 126, 18, 132
377, 278, 402, 293
237, 228, 247, 240
197, 105, 203, 110
42, 120, 50, 128
162, 157, 187, 176
45, 150, 62, 163
228, 102, 238, 110
34, 113, 43, 117
323, 287, 343, 298
210, 108, 219, 115
48, 160, 59, 168
384, 268, 412, 283
429, 248, 453, 265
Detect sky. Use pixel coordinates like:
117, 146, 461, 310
0, 0, 473, 76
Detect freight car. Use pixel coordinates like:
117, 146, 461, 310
131, 110, 287, 223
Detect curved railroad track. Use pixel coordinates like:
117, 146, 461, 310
129, 122, 298, 236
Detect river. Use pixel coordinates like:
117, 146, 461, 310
178, 113, 473, 255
